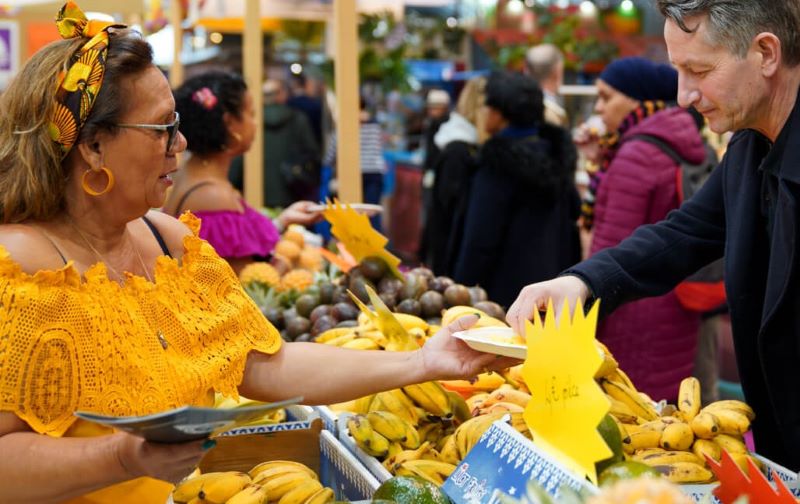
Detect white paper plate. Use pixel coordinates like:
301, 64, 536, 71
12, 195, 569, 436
452, 327, 527, 360
309, 203, 383, 216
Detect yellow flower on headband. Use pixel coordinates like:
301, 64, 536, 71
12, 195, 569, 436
49, 2, 126, 158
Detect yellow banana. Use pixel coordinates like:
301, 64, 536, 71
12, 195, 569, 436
356, 329, 388, 347
248, 460, 317, 480
652, 461, 714, 483
382, 441, 433, 472
387, 441, 404, 459
594, 342, 619, 379
252, 464, 316, 485
347, 414, 375, 451
352, 394, 376, 415
377, 389, 421, 426
324, 333, 357, 347
441, 306, 507, 328
713, 408, 751, 436
395, 459, 457, 486
601, 379, 658, 421
712, 433, 748, 455
394, 313, 429, 332
315, 327, 356, 343
356, 286, 419, 351
466, 393, 490, 415
660, 422, 694, 451
305, 487, 335, 504
173, 472, 237, 503
482, 401, 525, 415
196, 472, 251, 503
693, 439, 722, 463
703, 400, 756, 421
357, 312, 372, 327
364, 430, 391, 458
508, 412, 532, 438
402, 382, 453, 418
690, 411, 721, 439
632, 447, 666, 458
224, 484, 269, 504
277, 479, 324, 504
454, 412, 504, 458
484, 388, 532, 409
607, 396, 642, 424
622, 429, 662, 454
620, 423, 643, 436
678, 377, 702, 421
367, 411, 410, 443
606, 368, 636, 391
439, 434, 460, 464
635, 450, 705, 466
341, 337, 380, 350
261, 471, 315, 501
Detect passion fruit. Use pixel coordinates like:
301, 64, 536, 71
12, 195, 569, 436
396, 299, 422, 317
361, 256, 389, 281
419, 291, 445, 319
444, 284, 472, 307
473, 301, 506, 320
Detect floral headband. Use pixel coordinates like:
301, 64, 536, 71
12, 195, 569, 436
49, 2, 125, 158
192, 87, 218, 110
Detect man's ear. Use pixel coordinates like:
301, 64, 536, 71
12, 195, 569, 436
75, 139, 103, 169
754, 32, 782, 77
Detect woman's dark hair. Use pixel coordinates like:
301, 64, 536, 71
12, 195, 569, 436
174, 71, 248, 155
484, 71, 544, 128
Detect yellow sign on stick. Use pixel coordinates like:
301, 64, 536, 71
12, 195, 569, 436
522, 299, 611, 484
322, 199, 402, 279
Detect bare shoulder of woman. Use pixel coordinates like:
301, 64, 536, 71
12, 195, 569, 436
142, 210, 194, 261
0, 224, 67, 274
178, 182, 241, 214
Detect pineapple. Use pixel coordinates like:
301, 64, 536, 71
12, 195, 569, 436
239, 262, 281, 288
279, 269, 314, 292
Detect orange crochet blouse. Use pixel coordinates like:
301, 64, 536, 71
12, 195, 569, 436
0, 213, 282, 501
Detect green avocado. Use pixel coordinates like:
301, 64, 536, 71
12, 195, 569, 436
372, 475, 452, 504
595, 413, 625, 474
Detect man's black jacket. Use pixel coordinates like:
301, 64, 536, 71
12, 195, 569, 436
567, 87, 800, 469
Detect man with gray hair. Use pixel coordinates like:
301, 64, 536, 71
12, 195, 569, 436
525, 43, 567, 127
506, 0, 800, 469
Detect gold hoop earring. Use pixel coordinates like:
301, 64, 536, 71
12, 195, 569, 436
82, 167, 115, 196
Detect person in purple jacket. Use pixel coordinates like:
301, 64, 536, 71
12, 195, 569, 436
577, 57, 707, 402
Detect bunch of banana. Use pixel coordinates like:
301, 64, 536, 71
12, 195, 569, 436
441, 305, 508, 329
314, 308, 433, 351
609, 374, 760, 484
172, 461, 335, 504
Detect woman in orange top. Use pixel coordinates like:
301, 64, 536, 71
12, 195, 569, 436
0, 4, 517, 503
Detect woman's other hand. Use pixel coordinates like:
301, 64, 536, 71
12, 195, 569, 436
277, 201, 323, 228
114, 432, 207, 483
506, 276, 590, 337
418, 315, 521, 381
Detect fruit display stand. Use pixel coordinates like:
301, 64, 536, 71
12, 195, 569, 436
215, 405, 316, 438
313, 405, 340, 435
195, 417, 380, 501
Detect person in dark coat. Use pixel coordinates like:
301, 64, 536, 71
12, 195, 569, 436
454, 71, 581, 308
579, 58, 705, 403
506, 0, 800, 470
423, 76, 486, 277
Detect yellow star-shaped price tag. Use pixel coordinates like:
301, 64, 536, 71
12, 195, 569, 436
522, 299, 611, 484
322, 199, 402, 279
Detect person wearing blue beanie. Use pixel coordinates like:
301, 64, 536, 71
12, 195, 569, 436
598, 57, 679, 103
564, 55, 710, 404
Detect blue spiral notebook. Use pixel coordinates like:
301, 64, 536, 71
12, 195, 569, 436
74, 396, 303, 443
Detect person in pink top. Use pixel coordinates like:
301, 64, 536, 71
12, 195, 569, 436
163, 71, 320, 274
577, 57, 707, 402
